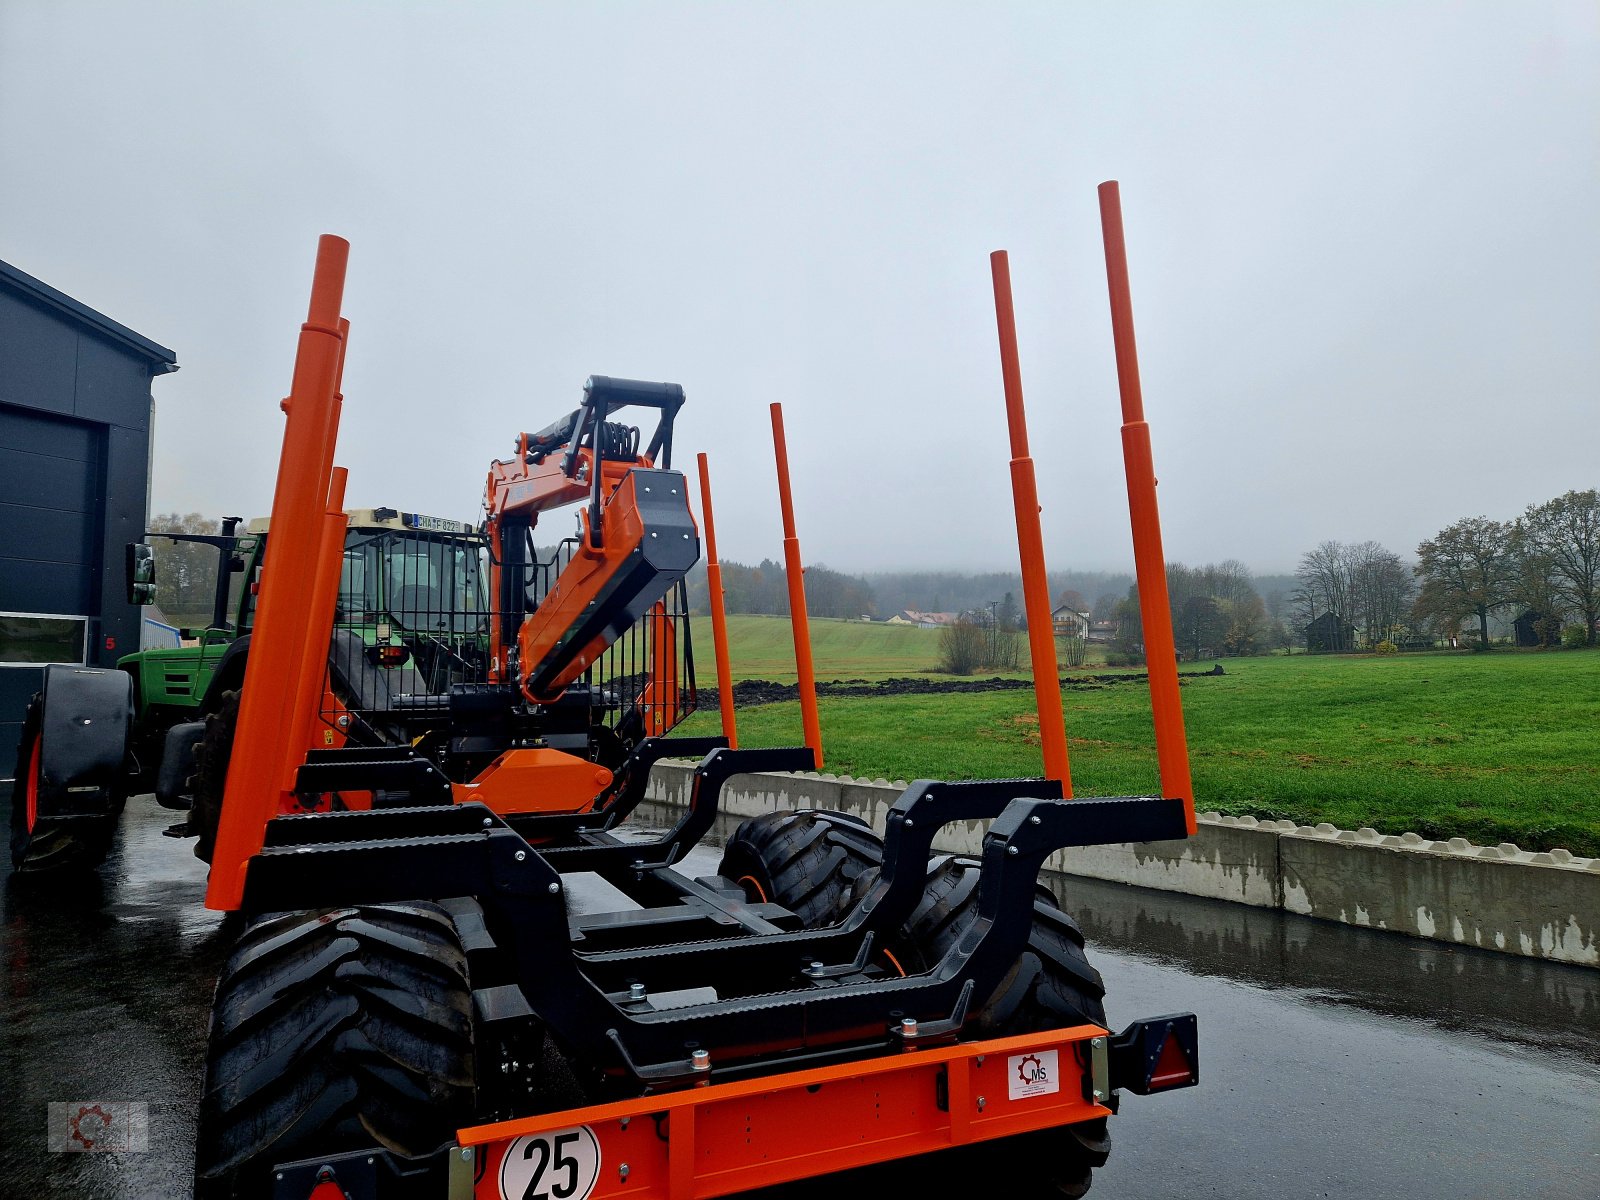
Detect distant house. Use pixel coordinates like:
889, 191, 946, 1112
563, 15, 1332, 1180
1051, 606, 1090, 638
1513, 609, 1558, 647
1088, 619, 1118, 644
887, 610, 960, 629
1304, 612, 1356, 653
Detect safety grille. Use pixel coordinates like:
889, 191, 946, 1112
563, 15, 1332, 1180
321, 526, 696, 749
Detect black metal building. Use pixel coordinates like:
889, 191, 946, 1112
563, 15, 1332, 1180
0, 258, 176, 779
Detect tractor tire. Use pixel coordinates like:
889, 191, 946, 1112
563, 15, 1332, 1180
195, 903, 475, 1200
718, 809, 882, 927
8, 695, 117, 874
899, 855, 1111, 1198
188, 689, 238, 864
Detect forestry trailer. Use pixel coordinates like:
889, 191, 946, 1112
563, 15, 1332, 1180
23, 185, 1203, 1200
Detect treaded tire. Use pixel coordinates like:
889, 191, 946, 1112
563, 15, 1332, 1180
717, 809, 882, 926
8, 695, 117, 873
900, 855, 1111, 1198
195, 903, 475, 1200
188, 689, 238, 864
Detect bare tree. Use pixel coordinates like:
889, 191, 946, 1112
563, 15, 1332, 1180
1416, 517, 1519, 649
938, 619, 990, 675
1206, 559, 1255, 607
1348, 541, 1414, 645
1058, 634, 1088, 668
1519, 489, 1600, 647
1296, 540, 1355, 630
1297, 540, 1412, 647
1221, 593, 1268, 656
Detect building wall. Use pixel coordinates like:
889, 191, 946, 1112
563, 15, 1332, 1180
0, 266, 172, 773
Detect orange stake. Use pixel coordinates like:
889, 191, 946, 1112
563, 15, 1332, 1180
989, 251, 1072, 794
206, 235, 350, 910
697, 453, 739, 748
769, 404, 822, 769
294, 466, 350, 755
1097, 181, 1196, 832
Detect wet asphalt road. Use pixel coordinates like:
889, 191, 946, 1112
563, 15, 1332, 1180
2, 794, 1597, 1200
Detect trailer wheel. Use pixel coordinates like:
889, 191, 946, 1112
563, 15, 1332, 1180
187, 688, 238, 863
718, 809, 882, 927
195, 903, 475, 1199
8, 696, 117, 873
901, 855, 1111, 1197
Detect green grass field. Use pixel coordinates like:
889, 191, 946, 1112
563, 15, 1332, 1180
684, 639, 1600, 856
700, 614, 948, 680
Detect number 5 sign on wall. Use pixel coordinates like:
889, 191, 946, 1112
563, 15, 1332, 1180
498, 1126, 602, 1200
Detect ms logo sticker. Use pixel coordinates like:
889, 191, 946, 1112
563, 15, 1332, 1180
1006, 1049, 1061, 1100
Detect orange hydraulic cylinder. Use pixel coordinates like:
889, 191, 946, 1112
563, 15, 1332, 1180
206, 235, 349, 911
989, 251, 1072, 795
697, 453, 739, 748
1097, 181, 1197, 833
768, 404, 822, 769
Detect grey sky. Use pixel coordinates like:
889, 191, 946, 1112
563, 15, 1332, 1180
3, 2, 1595, 577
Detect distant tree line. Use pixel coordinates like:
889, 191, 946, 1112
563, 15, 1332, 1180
1108, 559, 1291, 665
685, 559, 878, 620
1289, 487, 1597, 652
684, 487, 1597, 661
686, 563, 1134, 625
1413, 489, 1598, 650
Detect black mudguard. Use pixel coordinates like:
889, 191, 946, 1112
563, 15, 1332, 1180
37, 664, 133, 820
155, 719, 205, 810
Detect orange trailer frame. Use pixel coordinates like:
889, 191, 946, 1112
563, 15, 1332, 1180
453, 1023, 1114, 1200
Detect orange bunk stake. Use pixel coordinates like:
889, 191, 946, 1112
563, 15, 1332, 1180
206, 235, 350, 911
1097, 181, 1197, 833
768, 404, 822, 769
989, 251, 1073, 795
294, 465, 351, 757
643, 600, 679, 736
697, 453, 739, 748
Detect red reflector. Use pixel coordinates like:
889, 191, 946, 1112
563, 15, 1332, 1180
378, 645, 407, 666
1148, 1031, 1194, 1090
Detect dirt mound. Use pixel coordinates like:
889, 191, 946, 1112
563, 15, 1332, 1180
698, 664, 1223, 708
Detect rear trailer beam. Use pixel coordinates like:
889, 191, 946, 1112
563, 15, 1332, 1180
460, 1024, 1112, 1199
265, 1016, 1196, 1200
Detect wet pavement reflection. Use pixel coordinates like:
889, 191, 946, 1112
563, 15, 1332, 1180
1, 795, 1595, 1199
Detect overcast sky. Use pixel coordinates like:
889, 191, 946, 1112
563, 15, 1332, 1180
2, 2, 1595, 576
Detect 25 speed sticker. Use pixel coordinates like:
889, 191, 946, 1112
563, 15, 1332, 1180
498, 1125, 602, 1200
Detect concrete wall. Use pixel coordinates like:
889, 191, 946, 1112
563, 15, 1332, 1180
645, 762, 1599, 968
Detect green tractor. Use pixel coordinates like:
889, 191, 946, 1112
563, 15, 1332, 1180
10, 508, 488, 871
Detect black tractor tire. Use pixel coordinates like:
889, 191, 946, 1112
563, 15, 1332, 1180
8, 695, 118, 874
195, 903, 475, 1200
717, 809, 883, 927
188, 689, 239, 864
899, 855, 1111, 1198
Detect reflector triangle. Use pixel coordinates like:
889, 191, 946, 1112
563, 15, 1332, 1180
1149, 1030, 1193, 1089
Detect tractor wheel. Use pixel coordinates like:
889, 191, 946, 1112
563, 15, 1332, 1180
718, 809, 883, 927
187, 689, 238, 863
899, 855, 1111, 1198
8, 696, 117, 873
195, 903, 475, 1200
